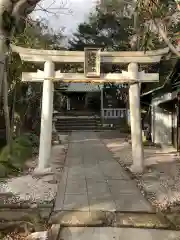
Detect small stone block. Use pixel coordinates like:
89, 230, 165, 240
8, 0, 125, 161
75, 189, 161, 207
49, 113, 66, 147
114, 213, 170, 228
47, 224, 61, 240
39, 208, 52, 220
167, 213, 180, 229
26, 231, 48, 240
129, 165, 144, 174
49, 211, 106, 226
33, 167, 54, 177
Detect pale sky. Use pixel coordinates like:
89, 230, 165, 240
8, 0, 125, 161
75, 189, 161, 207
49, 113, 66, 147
34, 0, 96, 36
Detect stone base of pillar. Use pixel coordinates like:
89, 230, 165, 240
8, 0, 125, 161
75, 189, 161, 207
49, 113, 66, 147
52, 132, 61, 145
129, 164, 144, 174
33, 167, 54, 177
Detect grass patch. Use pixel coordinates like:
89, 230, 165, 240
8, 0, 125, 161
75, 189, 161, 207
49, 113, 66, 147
0, 133, 39, 178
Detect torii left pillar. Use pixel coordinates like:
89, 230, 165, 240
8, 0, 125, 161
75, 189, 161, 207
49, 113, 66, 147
34, 61, 55, 174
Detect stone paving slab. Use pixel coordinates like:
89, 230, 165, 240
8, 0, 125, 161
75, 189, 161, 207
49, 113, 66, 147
107, 180, 141, 194
66, 179, 87, 194
59, 227, 180, 240
54, 132, 152, 213
114, 193, 152, 212
63, 194, 89, 211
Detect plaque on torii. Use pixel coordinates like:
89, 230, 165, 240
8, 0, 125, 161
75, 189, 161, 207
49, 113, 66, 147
84, 47, 101, 78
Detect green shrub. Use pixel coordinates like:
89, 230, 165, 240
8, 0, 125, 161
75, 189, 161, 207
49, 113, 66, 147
0, 145, 10, 163
0, 133, 38, 177
15, 135, 32, 148
11, 142, 32, 163
24, 133, 39, 147
0, 163, 8, 178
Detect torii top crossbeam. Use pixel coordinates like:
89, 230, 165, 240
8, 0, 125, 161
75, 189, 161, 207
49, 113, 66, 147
11, 45, 169, 64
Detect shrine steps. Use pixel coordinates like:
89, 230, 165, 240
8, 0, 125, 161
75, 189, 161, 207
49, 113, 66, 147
55, 116, 101, 132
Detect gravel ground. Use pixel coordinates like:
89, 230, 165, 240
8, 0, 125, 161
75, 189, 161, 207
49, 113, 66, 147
0, 134, 69, 206
100, 131, 180, 212
0, 175, 58, 204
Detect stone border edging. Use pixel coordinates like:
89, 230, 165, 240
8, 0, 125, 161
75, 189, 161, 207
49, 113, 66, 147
49, 211, 174, 230
0, 203, 53, 209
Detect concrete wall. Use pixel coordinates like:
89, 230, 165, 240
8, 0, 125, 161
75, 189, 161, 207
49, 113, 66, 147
151, 93, 173, 145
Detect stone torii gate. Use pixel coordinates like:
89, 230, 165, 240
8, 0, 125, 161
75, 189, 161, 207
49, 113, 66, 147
11, 45, 169, 174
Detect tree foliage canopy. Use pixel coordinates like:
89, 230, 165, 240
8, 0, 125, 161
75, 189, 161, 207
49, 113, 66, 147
69, 0, 180, 53
136, 0, 180, 53
69, 0, 133, 51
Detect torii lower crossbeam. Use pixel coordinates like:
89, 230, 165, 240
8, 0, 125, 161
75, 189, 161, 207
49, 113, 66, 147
22, 72, 159, 83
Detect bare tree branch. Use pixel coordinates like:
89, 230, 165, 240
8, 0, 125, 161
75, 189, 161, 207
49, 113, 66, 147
153, 19, 180, 56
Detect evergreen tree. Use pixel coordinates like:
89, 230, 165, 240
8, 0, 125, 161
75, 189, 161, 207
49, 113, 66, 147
69, 0, 133, 51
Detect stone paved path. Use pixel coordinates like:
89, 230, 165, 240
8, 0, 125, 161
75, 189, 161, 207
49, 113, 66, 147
60, 227, 180, 240
54, 131, 152, 213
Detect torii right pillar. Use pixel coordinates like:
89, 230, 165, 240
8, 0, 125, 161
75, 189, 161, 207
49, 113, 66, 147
128, 63, 144, 173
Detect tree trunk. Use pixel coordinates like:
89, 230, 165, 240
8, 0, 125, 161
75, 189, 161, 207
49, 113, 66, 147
9, 82, 16, 153
3, 71, 11, 145
0, 38, 7, 101
0, 0, 11, 98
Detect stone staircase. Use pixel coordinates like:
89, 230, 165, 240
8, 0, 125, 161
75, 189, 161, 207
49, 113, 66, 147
54, 116, 101, 132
